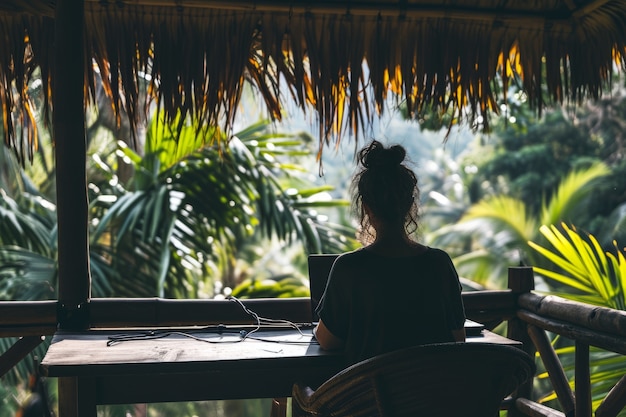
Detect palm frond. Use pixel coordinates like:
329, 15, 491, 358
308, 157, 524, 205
0, 246, 56, 301
89, 117, 355, 298
464, 195, 536, 243
529, 223, 626, 310
539, 163, 610, 228
0, 190, 56, 255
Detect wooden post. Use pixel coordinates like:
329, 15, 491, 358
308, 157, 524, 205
271, 397, 288, 417
54, 0, 91, 330
58, 377, 97, 417
596, 374, 626, 417
0, 336, 45, 377
527, 325, 575, 416
575, 341, 592, 417
506, 266, 536, 417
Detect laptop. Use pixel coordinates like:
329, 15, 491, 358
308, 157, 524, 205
308, 254, 340, 323
306, 254, 484, 336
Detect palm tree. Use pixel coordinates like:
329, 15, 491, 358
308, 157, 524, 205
427, 163, 610, 288
88, 115, 356, 298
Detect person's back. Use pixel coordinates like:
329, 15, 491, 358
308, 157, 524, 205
314, 140, 466, 363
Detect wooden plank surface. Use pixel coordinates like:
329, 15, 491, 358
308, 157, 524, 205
42, 327, 345, 406
41, 327, 522, 406
41, 327, 519, 375
41, 328, 329, 375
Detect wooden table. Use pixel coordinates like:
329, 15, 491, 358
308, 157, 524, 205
40, 326, 521, 416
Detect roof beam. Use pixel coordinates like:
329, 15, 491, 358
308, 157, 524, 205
90, 0, 583, 27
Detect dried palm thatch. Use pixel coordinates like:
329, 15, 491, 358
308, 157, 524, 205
1, 0, 625, 162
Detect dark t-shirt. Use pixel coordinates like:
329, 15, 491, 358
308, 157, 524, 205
316, 247, 466, 364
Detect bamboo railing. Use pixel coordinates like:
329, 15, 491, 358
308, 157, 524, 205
505, 267, 626, 417
1, 266, 626, 416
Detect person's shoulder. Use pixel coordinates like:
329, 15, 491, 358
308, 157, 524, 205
331, 248, 368, 268
424, 247, 449, 256
423, 247, 454, 262
325, 250, 367, 285
422, 248, 459, 280
334, 248, 367, 261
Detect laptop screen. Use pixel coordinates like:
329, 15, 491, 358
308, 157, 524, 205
307, 254, 340, 322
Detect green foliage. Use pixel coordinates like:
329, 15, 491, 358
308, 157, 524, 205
0, 248, 56, 301
1, 113, 356, 301
535, 343, 626, 416
231, 275, 310, 299
428, 163, 609, 288
0, 382, 20, 417
0, 136, 57, 405
86, 116, 355, 297
529, 223, 626, 309
463, 94, 626, 247
0, 191, 56, 256
0, 174, 57, 302
538, 163, 611, 232
466, 111, 603, 211
529, 224, 626, 415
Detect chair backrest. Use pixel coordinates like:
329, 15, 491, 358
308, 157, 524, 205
292, 342, 535, 417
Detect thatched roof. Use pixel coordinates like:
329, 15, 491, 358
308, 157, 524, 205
2, 0, 626, 160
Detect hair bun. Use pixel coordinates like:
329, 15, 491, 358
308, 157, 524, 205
361, 141, 406, 169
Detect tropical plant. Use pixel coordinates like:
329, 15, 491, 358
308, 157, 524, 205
89, 115, 356, 298
528, 223, 626, 416
529, 223, 625, 308
0, 182, 56, 414
428, 163, 610, 288
463, 95, 626, 244
230, 274, 310, 299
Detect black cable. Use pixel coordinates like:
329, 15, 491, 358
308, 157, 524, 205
106, 325, 246, 346
226, 295, 305, 337
106, 296, 310, 346
226, 295, 261, 341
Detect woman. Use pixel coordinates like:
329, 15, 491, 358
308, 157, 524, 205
314, 140, 466, 364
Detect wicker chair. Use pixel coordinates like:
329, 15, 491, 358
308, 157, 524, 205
292, 342, 535, 417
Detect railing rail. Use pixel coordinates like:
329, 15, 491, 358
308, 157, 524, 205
506, 267, 626, 417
